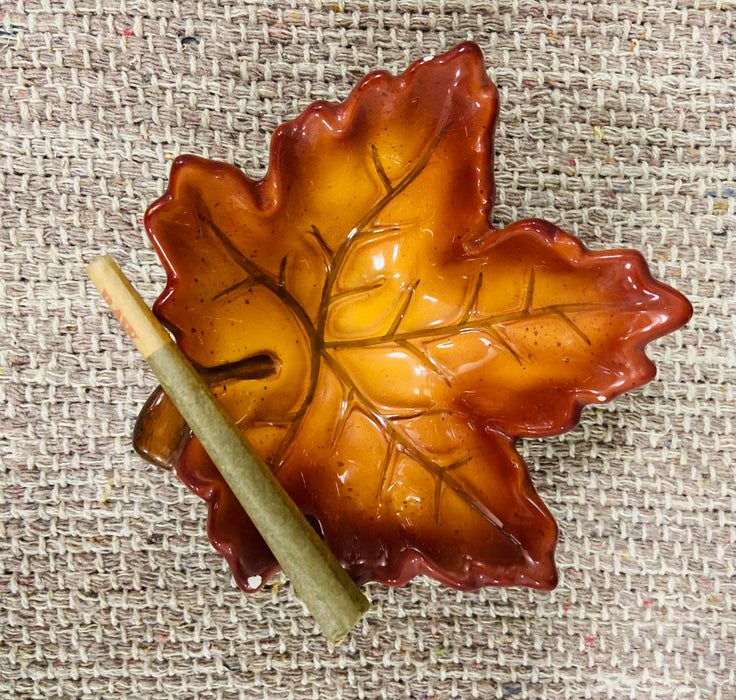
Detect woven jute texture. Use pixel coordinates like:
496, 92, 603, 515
1, 1, 734, 698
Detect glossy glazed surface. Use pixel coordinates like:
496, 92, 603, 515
135, 42, 692, 591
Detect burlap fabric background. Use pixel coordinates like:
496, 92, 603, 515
2, 1, 734, 698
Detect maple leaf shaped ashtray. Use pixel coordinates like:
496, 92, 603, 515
134, 42, 692, 593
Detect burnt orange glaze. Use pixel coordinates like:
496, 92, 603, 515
136, 42, 692, 592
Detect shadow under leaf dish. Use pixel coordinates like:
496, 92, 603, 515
134, 42, 692, 593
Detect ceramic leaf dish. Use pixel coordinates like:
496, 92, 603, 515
133, 43, 692, 593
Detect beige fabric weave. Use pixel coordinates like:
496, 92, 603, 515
1, 1, 734, 698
